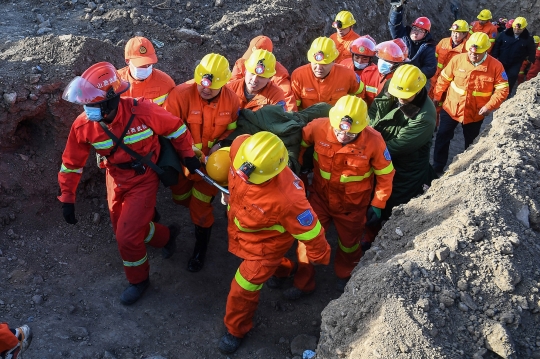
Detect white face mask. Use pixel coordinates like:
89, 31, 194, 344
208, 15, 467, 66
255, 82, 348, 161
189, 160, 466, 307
354, 61, 369, 70
377, 59, 394, 75
129, 63, 153, 80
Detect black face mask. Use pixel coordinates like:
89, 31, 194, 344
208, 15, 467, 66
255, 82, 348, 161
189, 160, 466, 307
100, 94, 121, 116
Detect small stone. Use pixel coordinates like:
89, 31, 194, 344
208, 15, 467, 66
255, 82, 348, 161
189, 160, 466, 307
471, 228, 485, 242
184, 17, 192, 24
214, 0, 224, 6
417, 298, 430, 312
395, 227, 403, 236
457, 279, 468, 291
436, 246, 450, 261
428, 251, 435, 262
92, 213, 100, 224
458, 302, 469, 311
3, 92, 17, 105
32, 295, 43, 305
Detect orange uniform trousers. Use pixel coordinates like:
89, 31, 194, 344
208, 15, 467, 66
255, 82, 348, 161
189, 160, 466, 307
169, 168, 218, 228
278, 191, 366, 292
0, 323, 17, 352
107, 170, 170, 284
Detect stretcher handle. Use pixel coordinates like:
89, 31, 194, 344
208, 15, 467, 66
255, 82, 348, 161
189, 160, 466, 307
195, 169, 230, 195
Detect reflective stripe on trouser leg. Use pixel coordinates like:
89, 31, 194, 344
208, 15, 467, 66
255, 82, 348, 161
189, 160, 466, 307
144, 222, 171, 248
291, 191, 332, 292
170, 171, 193, 206
333, 208, 368, 279
189, 180, 218, 228
107, 171, 159, 284
224, 260, 279, 338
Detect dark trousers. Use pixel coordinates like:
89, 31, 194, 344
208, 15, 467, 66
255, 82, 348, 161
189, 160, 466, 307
433, 109, 483, 172
504, 62, 522, 94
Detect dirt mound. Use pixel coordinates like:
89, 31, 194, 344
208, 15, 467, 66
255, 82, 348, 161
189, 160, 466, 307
318, 79, 540, 358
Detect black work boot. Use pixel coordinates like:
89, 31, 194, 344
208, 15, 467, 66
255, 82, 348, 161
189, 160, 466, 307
162, 224, 180, 259
218, 331, 243, 354
187, 225, 211, 272
120, 278, 150, 305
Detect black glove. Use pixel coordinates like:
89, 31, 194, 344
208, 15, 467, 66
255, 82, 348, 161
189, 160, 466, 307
62, 203, 78, 225
184, 156, 201, 175
365, 206, 382, 227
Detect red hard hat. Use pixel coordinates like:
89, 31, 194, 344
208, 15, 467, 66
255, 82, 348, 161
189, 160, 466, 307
350, 37, 376, 57
412, 16, 431, 32
392, 38, 409, 60
62, 62, 130, 105
506, 19, 514, 29
376, 41, 406, 63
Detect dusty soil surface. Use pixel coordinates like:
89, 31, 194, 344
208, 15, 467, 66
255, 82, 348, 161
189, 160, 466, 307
1, 0, 539, 358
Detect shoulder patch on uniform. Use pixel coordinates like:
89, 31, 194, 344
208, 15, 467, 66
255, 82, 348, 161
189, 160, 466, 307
501, 71, 508, 80
492, 32, 497, 38
276, 100, 286, 111
383, 147, 392, 161
355, 73, 361, 83
297, 209, 314, 227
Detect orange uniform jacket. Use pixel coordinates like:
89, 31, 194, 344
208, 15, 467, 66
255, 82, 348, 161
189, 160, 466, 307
361, 65, 393, 108
428, 37, 469, 98
227, 135, 331, 264
339, 58, 375, 78
291, 64, 365, 110
58, 97, 195, 203
226, 78, 287, 111
470, 21, 499, 53
526, 45, 540, 81
163, 82, 240, 155
300, 118, 395, 212
330, 30, 360, 64
117, 67, 175, 106
231, 59, 297, 111
433, 53, 510, 124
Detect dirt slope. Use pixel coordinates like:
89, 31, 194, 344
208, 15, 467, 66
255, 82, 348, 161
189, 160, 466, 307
318, 79, 540, 358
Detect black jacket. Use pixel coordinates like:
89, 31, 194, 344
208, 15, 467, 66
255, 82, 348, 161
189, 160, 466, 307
388, 8, 437, 79
492, 28, 536, 66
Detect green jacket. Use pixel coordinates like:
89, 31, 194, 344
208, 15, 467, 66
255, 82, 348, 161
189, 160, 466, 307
227, 103, 332, 174
368, 86, 437, 214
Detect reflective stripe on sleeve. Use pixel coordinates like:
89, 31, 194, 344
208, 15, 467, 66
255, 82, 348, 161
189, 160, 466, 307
472, 90, 492, 97
441, 71, 453, 82
144, 222, 155, 243
292, 220, 322, 241
60, 164, 83, 174
450, 81, 466, 95
340, 168, 373, 183
301, 140, 310, 148
234, 217, 286, 234
227, 121, 237, 130
437, 62, 444, 69
338, 238, 360, 253
489, 39, 495, 43
373, 162, 394, 175
235, 268, 263, 291
192, 188, 212, 203
494, 83, 509, 89
296, 99, 302, 107
194, 143, 203, 150
366, 86, 377, 94
152, 93, 168, 106
164, 124, 187, 139
123, 254, 148, 267
124, 128, 154, 145
319, 169, 331, 180
354, 81, 365, 95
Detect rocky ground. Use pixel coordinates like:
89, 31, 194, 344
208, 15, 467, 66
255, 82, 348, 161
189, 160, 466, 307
1, 0, 539, 358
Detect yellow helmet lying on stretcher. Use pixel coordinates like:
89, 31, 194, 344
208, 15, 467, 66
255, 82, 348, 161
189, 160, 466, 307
206, 148, 231, 187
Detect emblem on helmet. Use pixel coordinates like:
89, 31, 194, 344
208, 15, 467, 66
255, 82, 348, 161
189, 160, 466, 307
139, 46, 147, 54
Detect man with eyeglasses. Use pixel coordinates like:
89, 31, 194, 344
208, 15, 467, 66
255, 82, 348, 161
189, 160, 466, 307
273, 95, 394, 297
388, 0, 437, 79
492, 16, 536, 93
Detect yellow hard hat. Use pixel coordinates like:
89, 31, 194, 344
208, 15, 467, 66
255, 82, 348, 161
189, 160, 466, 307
194, 53, 231, 90
206, 147, 231, 187
233, 132, 288, 184
534, 35, 540, 44
244, 49, 277, 78
329, 95, 368, 134
333, 11, 356, 29
513, 17, 528, 29
388, 64, 427, 99
477, 9, 492, 21
449, 20, 469, 32
307, 37, 339, 64
466, 32, 491, 54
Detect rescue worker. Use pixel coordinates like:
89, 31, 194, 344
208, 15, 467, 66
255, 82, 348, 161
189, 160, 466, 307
330, 10, 361, 64
0, 323, 31, 359
226, 49, 287, 111
163, 53, 240, 272
432, 33, 509, 175
339, 36, 377, 77
428, 20, 470, 124
525, 36, 540, 81
518, 36, 540, 84
369, 64, 437, 220
231, 35, 296, 111
388, 0, 437, 79
469, 9, 499, 53
59, 62, 200, 304
362, 40, 407, 107
117, 36, 175, 106
492, 17, 536, 92
219, 131, 331, 354
291, 36, 364, 110
273, 95, 394, 297
495, 18, 508, 34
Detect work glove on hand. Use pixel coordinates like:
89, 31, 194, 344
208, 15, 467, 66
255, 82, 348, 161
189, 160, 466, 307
390, 0, 407, 10
62, 203, 78, 225
365, 206, 382, 227
184, 156, 202, 175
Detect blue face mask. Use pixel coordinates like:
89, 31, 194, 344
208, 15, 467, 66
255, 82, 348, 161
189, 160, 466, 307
377, 59, 393, 75
83, 105, 103, 122
354, 61, 369, 70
